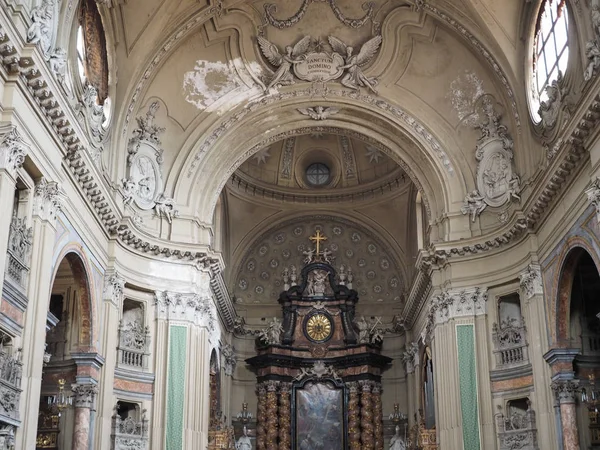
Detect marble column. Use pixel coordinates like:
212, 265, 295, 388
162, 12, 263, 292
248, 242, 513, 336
372, 383, 384, 450
552, 380, 580, 450
347, 382, 361, 450
256, 383, 267, 450
17, 178, 62, 449
71, 383, 98, 450
360, 380, 374, 450
265, 381, 279, 450
0, 125, 28, 286
278, 382, 291, 450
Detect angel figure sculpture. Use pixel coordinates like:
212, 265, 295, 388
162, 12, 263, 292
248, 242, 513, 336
258, 35, 312, 92
328, 35, 382, 94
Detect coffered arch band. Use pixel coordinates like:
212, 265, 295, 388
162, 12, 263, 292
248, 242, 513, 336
172, 99, 471, 235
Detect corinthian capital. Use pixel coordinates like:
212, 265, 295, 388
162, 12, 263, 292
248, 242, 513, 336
586, 177, 600, 223
431, 287, 488, 325
72, 383, 98, 408
103, 272, 125, 305
519, 264, 543, 300
33, 177, 63, 223
0, 125, 28, 178
154, 290, 216, 330
551, 379, 579, 404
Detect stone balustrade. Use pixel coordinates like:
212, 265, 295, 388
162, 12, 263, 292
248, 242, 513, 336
492, 318, 529, 368
117, 320, 150, 371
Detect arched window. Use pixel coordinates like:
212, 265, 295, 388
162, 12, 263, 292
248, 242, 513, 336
531, 0, 569, 121
76, 0, 111, 126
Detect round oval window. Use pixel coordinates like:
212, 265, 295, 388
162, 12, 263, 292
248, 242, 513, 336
305, 163, 330, 186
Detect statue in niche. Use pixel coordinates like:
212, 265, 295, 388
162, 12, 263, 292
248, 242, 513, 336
389, 425, 406, 450
306, 269, 329, 296
328, 35, 382, 94
257, 36, 312, 91
235, 426, 252, 450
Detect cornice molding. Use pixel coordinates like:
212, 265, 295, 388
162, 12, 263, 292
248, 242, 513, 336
0, 18, 236, 330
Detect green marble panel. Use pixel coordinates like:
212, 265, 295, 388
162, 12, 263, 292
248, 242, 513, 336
166, 325, 187, 450
456, 324, 481, 450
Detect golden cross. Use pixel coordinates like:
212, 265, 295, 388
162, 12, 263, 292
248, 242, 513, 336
309, 230, 327, 255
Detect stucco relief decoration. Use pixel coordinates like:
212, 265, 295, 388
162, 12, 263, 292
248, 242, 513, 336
519, 264, 543, 300
264, 0, 376, 30
461, 96, 520, 222
220, 343, 236, 376
124, 102, 179, 221
0, 126, 28, 177
293, 360, 342, 382
297, 106, 340, 120
26, 0, 60, 59
257, 35, 381, 93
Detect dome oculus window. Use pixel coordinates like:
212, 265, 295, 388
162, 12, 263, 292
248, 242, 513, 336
531, 0, 569, 120
306, 163, 331, 187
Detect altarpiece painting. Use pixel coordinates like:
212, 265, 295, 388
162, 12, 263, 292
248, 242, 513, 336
293, 380, 346, 450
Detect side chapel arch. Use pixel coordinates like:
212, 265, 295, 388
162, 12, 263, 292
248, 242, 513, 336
49, 248, 97, 350
555, 244, 600, 346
